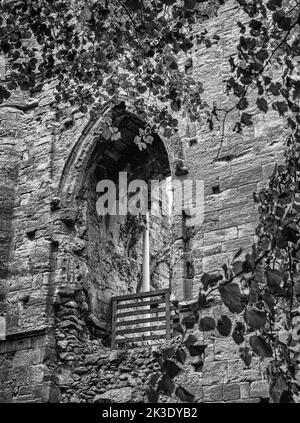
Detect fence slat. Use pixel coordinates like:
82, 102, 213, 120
116, 315, 167, 327
113, 289, 169, 301
117, 307, 166, 318
111, 289, 176, 347
117, 324, 166, 336
117, 298, 165, 310
117, 334, 165, 344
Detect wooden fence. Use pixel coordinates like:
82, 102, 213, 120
111, 289, 179, 348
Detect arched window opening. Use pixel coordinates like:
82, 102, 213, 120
80, 113, 173, 335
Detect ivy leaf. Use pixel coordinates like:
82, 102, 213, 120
182, 314, 195, 330
232, 260, 243, 275
277, 17, 292, 31
245, 309, 267, 330
233, 248, 243, 260
187, 344, 207, 357
184, 0, 196, 9
184, 58, 193, 74
292, 81, 300, 101
219, 283, 244, 314
268, 82, 281, 96
199, 316, 216, 332
153, 75, 164, 85
184, 334, 198, 346
263, 293, 275, 313
272, 101, 288, 116
162, 360, 182, 378
257, 97, 268, 113
201, 273, 222, 290
270, 375, 288, 403
0, 85, 10, 103
158, 374, 175, 394
149, 373, 161, 387
266, 0, 282, 11
175, 386, 195, 403
232, 322, 245, 345
282, 225, 299, 244
162, 347, 175, 360
137, 84, 147, 94
256, 49, 269, 63
126, 0, 143, 10
175, 348, 187, 364
266, 269, 285, 294
250, 19, 262, 30
241, 113, 253, 127
240, 347, 252, 367
160, 0, 177, 4
174, 323, 185, 336
249, 335, 273, 358
198, 293, 207, 309
147, 388, 159, 402
169, 60, 178, 70
217, 315, 232, 336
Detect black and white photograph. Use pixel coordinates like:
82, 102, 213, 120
0, 0, 299, 409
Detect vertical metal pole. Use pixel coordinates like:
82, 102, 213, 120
142, 211, 150, 341
165, 291, 171, 340
142, 211, 150, 293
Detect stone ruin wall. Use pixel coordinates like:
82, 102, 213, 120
0, 0, 286, 402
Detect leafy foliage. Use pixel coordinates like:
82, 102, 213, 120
0, 0, 224, 140
147, 0, 300, 404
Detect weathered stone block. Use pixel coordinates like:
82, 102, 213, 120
204, 227, 238, 245
250, 380, 269, 399
227, 358, 261, 383
93, 387, 133, 403
214, 339, 239, 360
12, 348, 41, 367
219, 205, 256, 229
223, 383, 240, 401
233, 398, 261, 403
13, 394, 35, 403
18, 386, 34, 396
221, 236, 254, 254
220, 166, 263, 191
203, 252, 233, 273
0, 390, 12, 403
240, 382, 250, 399
29, 365, 45, 384
237, 223, 256, 238
203, 384, 223, 402
202, 361, 227, 386
177, 363, 203, 394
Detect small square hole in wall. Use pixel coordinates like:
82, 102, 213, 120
212, 185, 220, 194
20, 295, 30, 308
51, 240, 59, 252
189, 138, 197, 147
26, 229, 36, 240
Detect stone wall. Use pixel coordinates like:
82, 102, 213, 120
178, 1, 285, 298
0, 0, 286, 402
54, 291, 269, 403
0, 330, 59, 403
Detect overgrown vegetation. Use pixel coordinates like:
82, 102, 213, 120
1, 0, 300, 403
